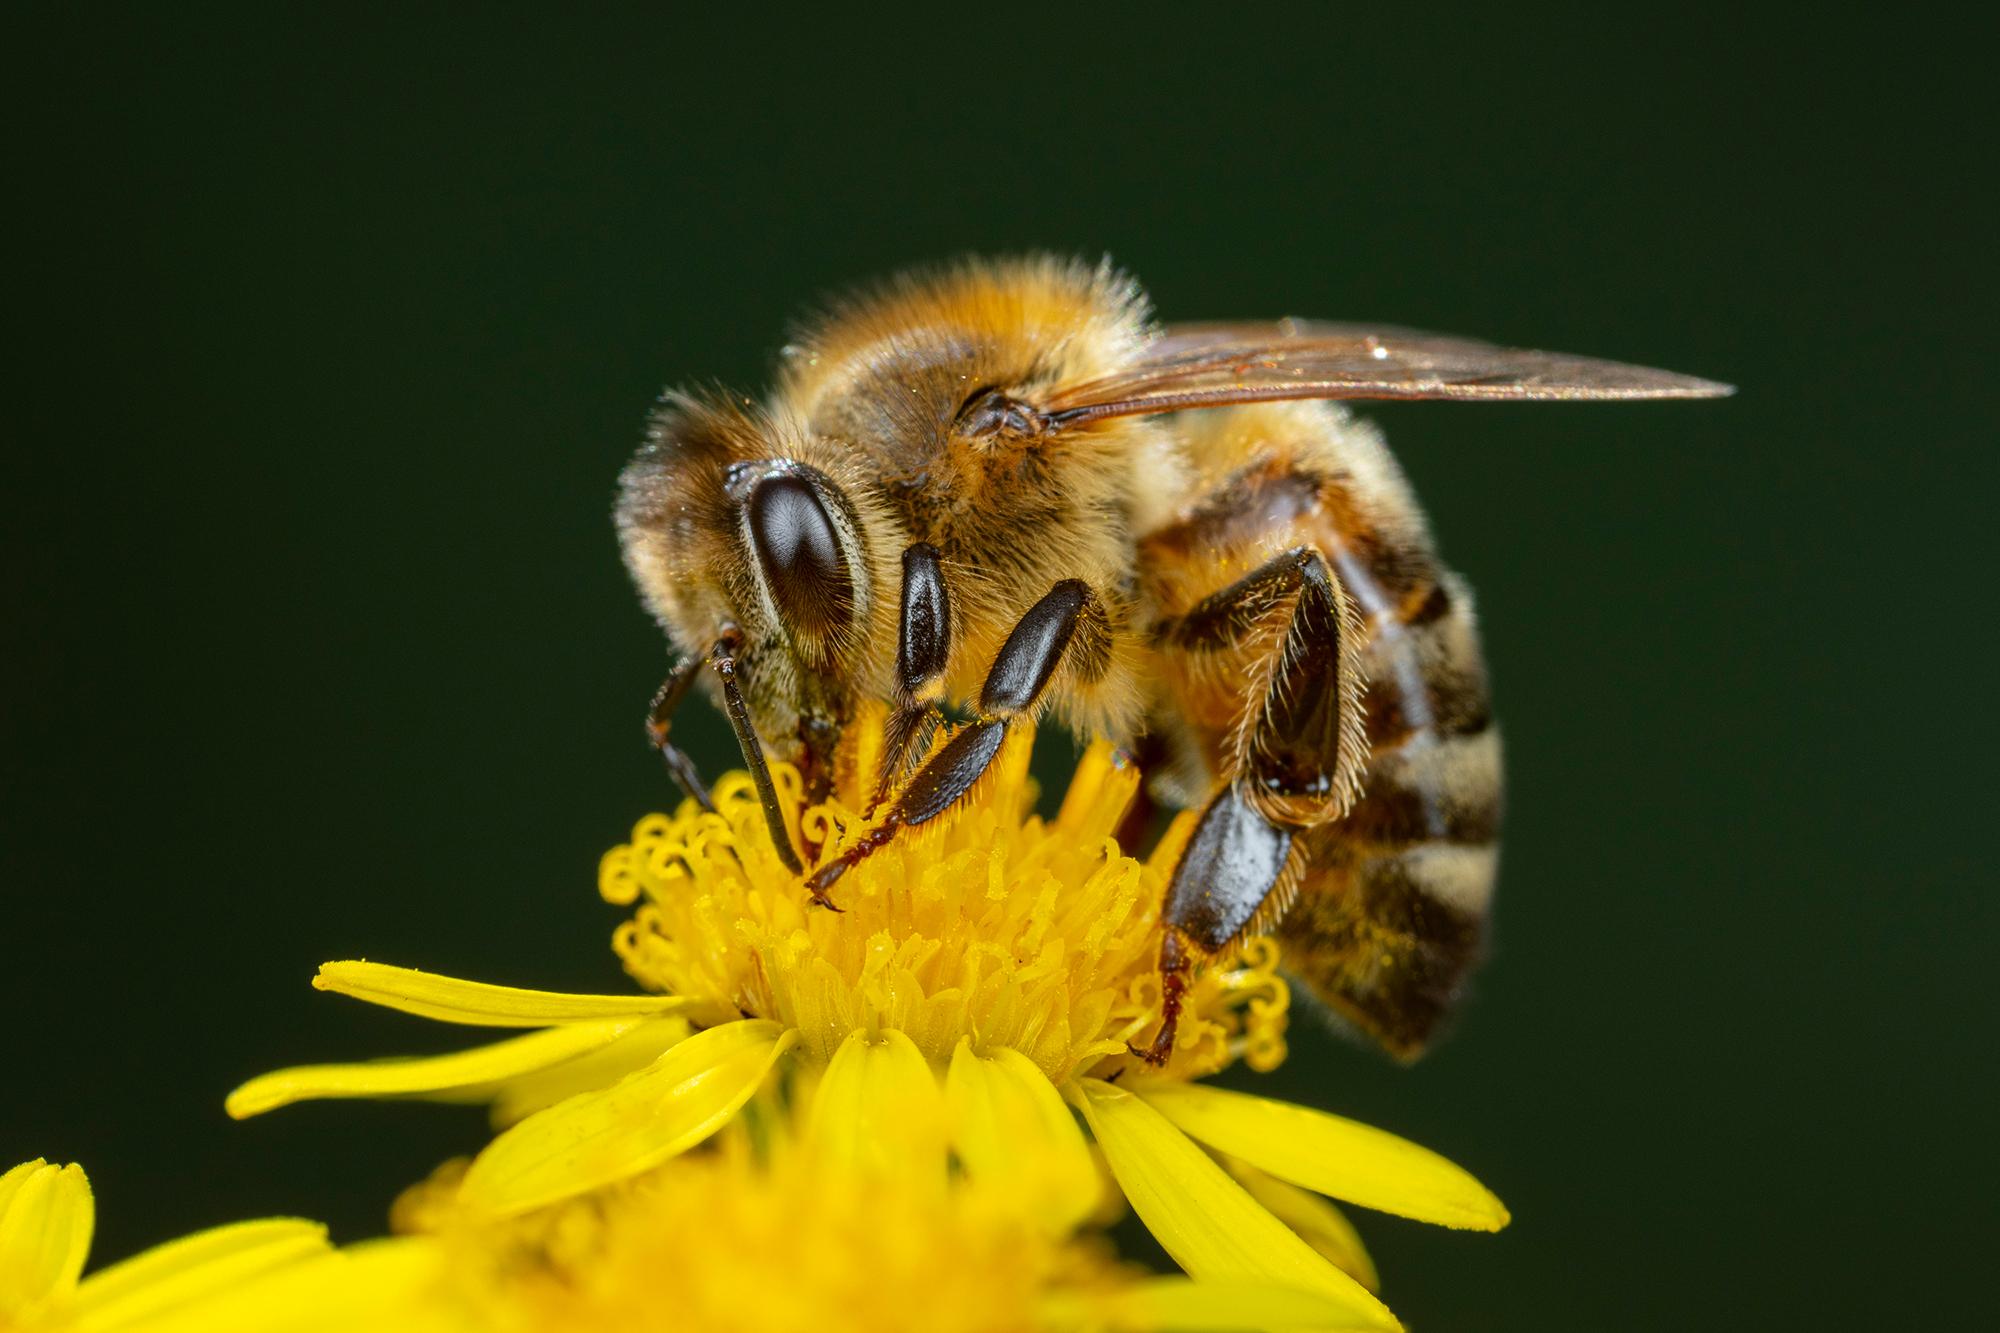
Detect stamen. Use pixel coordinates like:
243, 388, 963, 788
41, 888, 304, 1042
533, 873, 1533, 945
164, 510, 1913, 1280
598, 728, 1288, 1084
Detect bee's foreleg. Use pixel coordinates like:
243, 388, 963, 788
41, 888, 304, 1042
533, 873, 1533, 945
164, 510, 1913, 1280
871, 543, 952, 815
707, 629, 806, 878
645, 649, 716, 813
808, 578, 1107, 902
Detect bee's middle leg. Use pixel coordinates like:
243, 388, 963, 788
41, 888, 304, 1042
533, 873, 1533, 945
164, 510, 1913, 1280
807, 577, 1110, 900
1136, 545, 1366, 1064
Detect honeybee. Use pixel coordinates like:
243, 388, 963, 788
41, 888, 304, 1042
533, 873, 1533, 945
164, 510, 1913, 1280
616, 257, 1728, 1062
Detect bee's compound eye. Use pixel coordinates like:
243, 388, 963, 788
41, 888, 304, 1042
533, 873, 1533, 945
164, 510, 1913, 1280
747, 472, 853, 639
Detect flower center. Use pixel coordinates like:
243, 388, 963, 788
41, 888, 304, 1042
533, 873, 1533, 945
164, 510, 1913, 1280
599, 722, 1287, 1084
400, 1136, 1121, 1333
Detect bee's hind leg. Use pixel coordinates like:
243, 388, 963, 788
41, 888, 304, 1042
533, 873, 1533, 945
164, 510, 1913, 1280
1134, 786, 1302, 1064
807, 577, 1110, 902
1135, 545, 1366, 1065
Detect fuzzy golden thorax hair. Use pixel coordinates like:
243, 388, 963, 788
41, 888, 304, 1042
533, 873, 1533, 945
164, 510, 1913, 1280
616, 256, 1181, 760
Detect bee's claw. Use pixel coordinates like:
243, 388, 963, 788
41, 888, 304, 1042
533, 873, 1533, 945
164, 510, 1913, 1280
805, 857, 848, 912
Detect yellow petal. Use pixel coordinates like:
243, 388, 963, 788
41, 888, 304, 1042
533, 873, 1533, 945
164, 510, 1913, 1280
113, 1237, 454, 1333
460, 1019, 793, 1215
488, 1016, 691, 1127
1138, 1082, 1509, 1232
1066, 1277, 1391, 1331
0, 1161, 41, 1214
946, 1041, 1097, 1230
71, 1219, 328, 1330
225, 1017, 654, 1119
313, 960, 684, 1027
0, 1159, 93, 1317
1225, 1155, 1379, 1292
809, 1030, 946, 1186
1074, 1079, 1397, 1329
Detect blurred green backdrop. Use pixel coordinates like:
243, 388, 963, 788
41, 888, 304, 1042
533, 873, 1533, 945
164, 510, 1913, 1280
5, 9, 1990, 1331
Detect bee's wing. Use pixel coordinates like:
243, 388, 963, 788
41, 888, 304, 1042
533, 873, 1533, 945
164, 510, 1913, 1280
1042, 320, 1733, 426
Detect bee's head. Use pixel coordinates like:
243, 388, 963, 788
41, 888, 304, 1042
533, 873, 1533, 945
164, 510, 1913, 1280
616, 393, 891, 790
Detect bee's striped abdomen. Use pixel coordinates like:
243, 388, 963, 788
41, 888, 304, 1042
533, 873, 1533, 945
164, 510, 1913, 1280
1138, 401, 1503, 1061
1282, 546, 1503, 1060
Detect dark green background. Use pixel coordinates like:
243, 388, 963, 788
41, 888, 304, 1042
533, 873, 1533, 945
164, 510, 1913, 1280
6, 10, 1990, 1331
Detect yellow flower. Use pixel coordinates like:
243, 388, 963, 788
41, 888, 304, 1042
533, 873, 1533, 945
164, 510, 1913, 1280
231, 717, 1507, 1330
385, 1107, 1383, 1333
0, 1156, 361, 1333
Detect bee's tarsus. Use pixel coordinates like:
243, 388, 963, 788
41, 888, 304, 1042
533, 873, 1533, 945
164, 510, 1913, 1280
647, 653, 718, 813
806, 856, 849, 896
1159, 785, 1302, 1040
893, 718, 1008, 826
802, 814, 895, 908
808, 577, 1111, 898
1134, 933, 1191, 1068
892, 579, 1110, 836
660, 747, 716, 814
